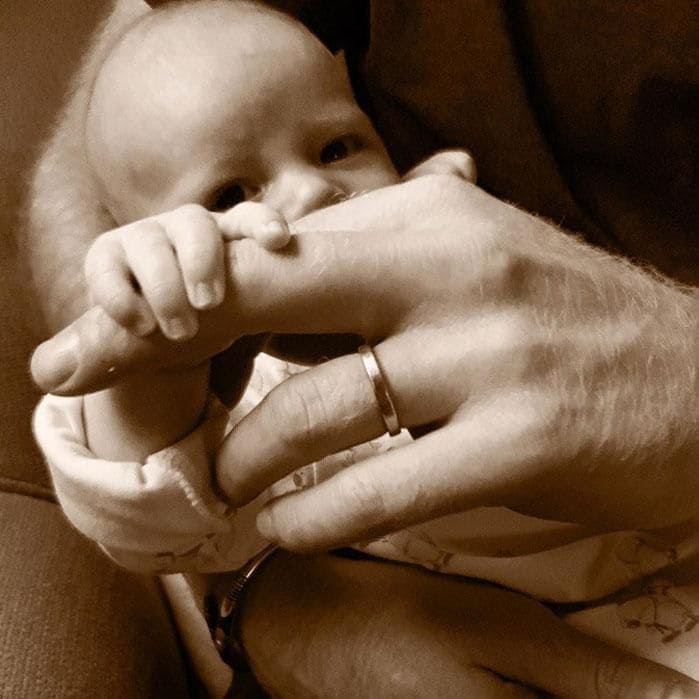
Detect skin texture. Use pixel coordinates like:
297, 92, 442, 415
86, 2, 397, 224
75, 0, 398, 461
83, 1, 397, 342
26, 1, 699, 695
238, 550, 699, 698
32, 175, 699, 544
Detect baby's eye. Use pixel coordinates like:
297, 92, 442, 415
319, 135, 362, 164
207, 183, 246, 212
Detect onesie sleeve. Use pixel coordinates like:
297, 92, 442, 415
33, 393, 270, 573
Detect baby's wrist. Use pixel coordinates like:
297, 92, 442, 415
84, 363, 210, 462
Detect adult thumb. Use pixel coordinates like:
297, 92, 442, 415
30, 305, 176, 395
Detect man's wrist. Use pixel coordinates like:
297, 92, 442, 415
207, 544, 280, 671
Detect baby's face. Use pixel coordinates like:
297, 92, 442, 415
96, 7, 398, 223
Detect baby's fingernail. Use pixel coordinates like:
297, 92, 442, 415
133, 315, 156, 337
162, 316, 198, 341
194, 282, 215, 309
30, 332, 79, 391
260, 221, 290, 248
193, 281, 224, 309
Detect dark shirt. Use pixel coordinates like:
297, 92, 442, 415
277, 1, 698, 283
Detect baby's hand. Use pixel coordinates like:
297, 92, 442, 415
84, 202, 290, 341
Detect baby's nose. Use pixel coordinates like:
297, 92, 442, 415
266, 169, 345, 220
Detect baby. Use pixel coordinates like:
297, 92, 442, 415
34, 0, 699, 689
83, 0, 473, 344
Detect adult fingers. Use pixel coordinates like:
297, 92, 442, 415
216, 352, 389, 504
163, 205, 225, 310
30, 229, 395, 395
29, 230, 372, 396
250, 391, 548, 551
83, 235, 156, 336
31, 305, 167, 394
217, 320, 524, 507
552, 630, 699, 698
461, 582, 699, 699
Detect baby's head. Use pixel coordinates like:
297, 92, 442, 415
86, 0, 398, 224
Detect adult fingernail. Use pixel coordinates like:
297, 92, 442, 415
256, 509, 277, 540
162, 316, 198, 341
30, 332, 79, 391
193, 282, 216, 309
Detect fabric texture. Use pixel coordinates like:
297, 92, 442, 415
35, 353, 699, 683
0, 491, 193, 697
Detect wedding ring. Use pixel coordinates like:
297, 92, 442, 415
358, 345, 401, 436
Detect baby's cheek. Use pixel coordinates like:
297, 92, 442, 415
348, 159, 400, 196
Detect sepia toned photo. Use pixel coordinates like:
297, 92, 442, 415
1, 1, 697, 696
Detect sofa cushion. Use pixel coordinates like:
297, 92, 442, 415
0, 491, 192, 697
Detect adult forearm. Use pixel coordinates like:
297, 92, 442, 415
23, 0, 148, 333
237, 550, 699, 698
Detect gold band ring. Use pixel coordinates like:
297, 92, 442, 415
358, 345, 401, 436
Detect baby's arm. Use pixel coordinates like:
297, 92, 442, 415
83, 201, 290, 462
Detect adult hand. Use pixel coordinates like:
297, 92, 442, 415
238, 550, 699, 698
31, 175, 699, 549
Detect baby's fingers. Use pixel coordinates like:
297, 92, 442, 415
121, 221, 198, 341
161, 205, 225, 310
214, 202, 291, 250
84, 235, 157, 336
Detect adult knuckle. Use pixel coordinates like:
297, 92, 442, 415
478, 308, 539, 381
267, 374, 330, 450
482, 246, 531, 300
